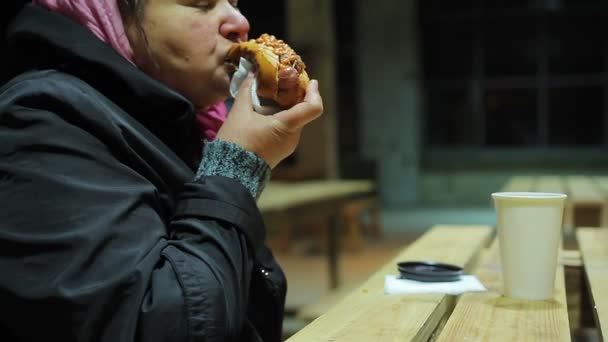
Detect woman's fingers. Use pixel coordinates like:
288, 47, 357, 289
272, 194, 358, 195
217, 78, 323, 169
232, 72, 255, 110
274, 80, 324, 130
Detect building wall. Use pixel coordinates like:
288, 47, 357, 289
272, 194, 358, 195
282, 1, 608, 210
355, 0, 422, 207
276, 0, 338, 180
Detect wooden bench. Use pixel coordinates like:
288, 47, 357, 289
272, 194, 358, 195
286, 225, 492, 341
577, 227, 608, 340
340, 195, 381, 252
566, 176, 607, 229
592, 176, 608, 227
260, 181, 379, 253
501, 176, 536, 193
258, 179, 376, 288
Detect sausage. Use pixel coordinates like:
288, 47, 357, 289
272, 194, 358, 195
278, 67, 298, 90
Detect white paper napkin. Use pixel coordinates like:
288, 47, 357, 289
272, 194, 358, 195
384, 274, 487, 295
229, 57, 282, 115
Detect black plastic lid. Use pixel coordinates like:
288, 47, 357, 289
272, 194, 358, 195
397, 261, 463, 282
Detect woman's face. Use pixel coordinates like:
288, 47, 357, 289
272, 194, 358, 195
126, 0, 250, 109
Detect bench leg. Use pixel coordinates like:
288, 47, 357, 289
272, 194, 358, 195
328, 215, 340, 289
601, 204, 608, 227
563, 203, 574, 233
341, 197, 383, 252
368, 202, 382, 238
343, 210, 364, 253
278, 222, 293, 253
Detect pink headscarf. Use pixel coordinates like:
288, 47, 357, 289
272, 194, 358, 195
32, 0, 228, 141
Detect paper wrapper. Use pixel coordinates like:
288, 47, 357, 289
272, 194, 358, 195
384, 274, 487, 295
229, 58, 282, 115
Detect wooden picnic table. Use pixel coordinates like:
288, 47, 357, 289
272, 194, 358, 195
258, 179, 375, 289
286, 225, 492, 341
500, 175, 608, 230
287, 224, 607, 341
437, 239, 570, 341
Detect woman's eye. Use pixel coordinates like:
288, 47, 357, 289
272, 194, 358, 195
192, 0, 237, 12
194, 0, 213, 11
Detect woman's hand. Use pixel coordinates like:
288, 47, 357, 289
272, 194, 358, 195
216, 73, 323, 169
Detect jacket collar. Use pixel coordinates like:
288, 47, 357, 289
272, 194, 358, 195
5, 4, 200, 164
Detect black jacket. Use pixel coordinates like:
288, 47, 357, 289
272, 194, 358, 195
0, 5, 286, 342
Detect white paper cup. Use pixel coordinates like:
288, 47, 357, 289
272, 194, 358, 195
492, 192, 566, 300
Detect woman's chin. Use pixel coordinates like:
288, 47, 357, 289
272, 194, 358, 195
189, 72, 233, 108
213, 78, 232, 101
193, 91, 229, 109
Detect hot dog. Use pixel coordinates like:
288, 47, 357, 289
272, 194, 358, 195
226, 34, 309, 109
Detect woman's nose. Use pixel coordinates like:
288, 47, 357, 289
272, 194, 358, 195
220, 5, 250, 42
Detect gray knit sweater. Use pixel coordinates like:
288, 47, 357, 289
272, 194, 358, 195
195, 139, 271, 200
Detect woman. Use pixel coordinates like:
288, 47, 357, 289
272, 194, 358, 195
0, 0, 323, 341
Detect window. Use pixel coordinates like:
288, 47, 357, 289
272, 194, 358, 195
420, 0, 608, 149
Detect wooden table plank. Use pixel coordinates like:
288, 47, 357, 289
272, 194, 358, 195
286, 225, 492, 342
593, 176, 608, 194
566, 176, 604, 205
576, 228, 608, 341
258, 180, 374, 212
592, 177, 608, 227
501, 176, 536, 193
534, 176, 567, 194
566, 176, 607, 228
436, 239, 570, 341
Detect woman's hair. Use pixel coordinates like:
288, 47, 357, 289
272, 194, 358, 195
118, 0, 157, 67
117, 0, 146, 27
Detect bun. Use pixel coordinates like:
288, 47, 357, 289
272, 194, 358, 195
226, 34, 309, 109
